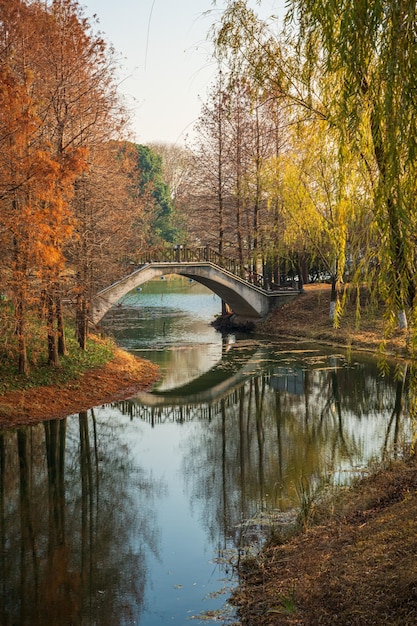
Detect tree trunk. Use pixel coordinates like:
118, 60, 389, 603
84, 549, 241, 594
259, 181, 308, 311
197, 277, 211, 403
56, 296, 67, 356
297, 253, 308, 291
47, 292, 59, 367
76, 294, 88, 351
329, 276, 338, 322
16, 298, 29, 375
365, 84, 410, 330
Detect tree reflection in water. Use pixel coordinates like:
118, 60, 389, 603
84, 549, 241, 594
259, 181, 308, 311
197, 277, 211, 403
154, 352, 411, 552
0, 346, 413, 625
0, 410, 161, 626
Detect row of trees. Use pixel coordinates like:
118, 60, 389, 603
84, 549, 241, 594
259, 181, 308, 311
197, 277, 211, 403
187, 76, 361, 296
182, 0, 417, 334
0, 0, 180, 374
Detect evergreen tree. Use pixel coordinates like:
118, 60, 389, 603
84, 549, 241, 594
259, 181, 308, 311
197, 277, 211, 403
133, 144, 181, 244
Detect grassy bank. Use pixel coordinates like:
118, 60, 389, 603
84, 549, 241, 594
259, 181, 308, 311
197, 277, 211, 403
0, 333, 115, 394
234, 284, 417, 625
0, 333, 159, 428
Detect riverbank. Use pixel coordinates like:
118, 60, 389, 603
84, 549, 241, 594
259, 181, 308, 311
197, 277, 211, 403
0, 347, 159, 428
259, 283, 408, 357
233, 284, 417, 625
233, 456, 417, 625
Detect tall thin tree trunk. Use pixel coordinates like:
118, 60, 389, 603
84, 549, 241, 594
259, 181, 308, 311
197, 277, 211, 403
217, 86, 225, 257
329, 276, 339, 322
46, 291, 59, 367
16, 298, 29, 375
56, 294, 67, 356
76, 294, 88, 351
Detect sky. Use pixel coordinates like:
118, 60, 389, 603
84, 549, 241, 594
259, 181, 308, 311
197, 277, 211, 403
80, 0, 286, 146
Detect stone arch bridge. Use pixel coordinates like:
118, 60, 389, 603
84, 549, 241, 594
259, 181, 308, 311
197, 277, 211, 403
91, 247, 299, 325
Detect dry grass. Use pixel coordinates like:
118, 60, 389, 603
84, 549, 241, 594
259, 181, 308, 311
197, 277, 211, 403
260, 283, 408, 358
233, 459, 417, 625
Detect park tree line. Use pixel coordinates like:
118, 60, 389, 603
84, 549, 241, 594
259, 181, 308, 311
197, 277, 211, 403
183, 0, 417, 337
0, 0, 179, 374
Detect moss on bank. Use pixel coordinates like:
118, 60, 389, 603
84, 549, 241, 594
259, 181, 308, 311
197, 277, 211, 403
0, 334, 115, 395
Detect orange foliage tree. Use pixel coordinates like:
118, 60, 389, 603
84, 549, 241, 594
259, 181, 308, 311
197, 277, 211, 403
30, 0, 125, 360
68, 142, 150, 350
0, 60, 82, 372
0, 0, 134, 370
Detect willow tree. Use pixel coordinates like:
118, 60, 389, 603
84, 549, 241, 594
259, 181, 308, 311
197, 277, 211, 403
268, 121, 370, 321
288, 0, 417, 333
214, 0, 417, 334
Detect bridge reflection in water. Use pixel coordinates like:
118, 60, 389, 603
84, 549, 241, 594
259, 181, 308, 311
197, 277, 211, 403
115, 369, 304, 425
111, 341, 409, 473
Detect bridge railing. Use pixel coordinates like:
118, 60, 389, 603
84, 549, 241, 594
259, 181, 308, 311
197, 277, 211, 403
131, 245, 298, 292
135, 245, 246, 280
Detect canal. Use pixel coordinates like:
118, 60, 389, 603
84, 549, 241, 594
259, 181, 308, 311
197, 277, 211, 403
0, 277, 412, 625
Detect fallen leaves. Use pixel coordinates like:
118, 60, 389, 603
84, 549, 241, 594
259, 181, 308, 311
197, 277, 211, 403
0, 348, 159, 428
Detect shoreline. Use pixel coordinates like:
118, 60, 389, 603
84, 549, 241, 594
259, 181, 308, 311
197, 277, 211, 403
0, 348, 159, 429
257, 283, 409, 359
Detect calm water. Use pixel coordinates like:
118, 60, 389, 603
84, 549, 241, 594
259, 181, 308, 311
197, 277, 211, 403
0, 278, 412, 625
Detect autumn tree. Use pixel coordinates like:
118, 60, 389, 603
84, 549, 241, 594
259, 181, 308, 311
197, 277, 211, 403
32, 0, 126, 358
67, 142, 148, 348
214, 0, 417, 334
0, 65, 49, 374
0, 0, 84, 372
189, 74, 233, 254
0, 0, 130, 367
190, 71, 283, 278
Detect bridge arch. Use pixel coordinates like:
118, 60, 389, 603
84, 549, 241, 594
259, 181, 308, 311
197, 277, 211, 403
91, 262, 298, 325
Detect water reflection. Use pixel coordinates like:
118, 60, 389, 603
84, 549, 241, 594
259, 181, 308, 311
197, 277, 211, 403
102, 278, 223, 390
116, 343, 411, 552
0, 334, 412, 624
0, 412, 161, 626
